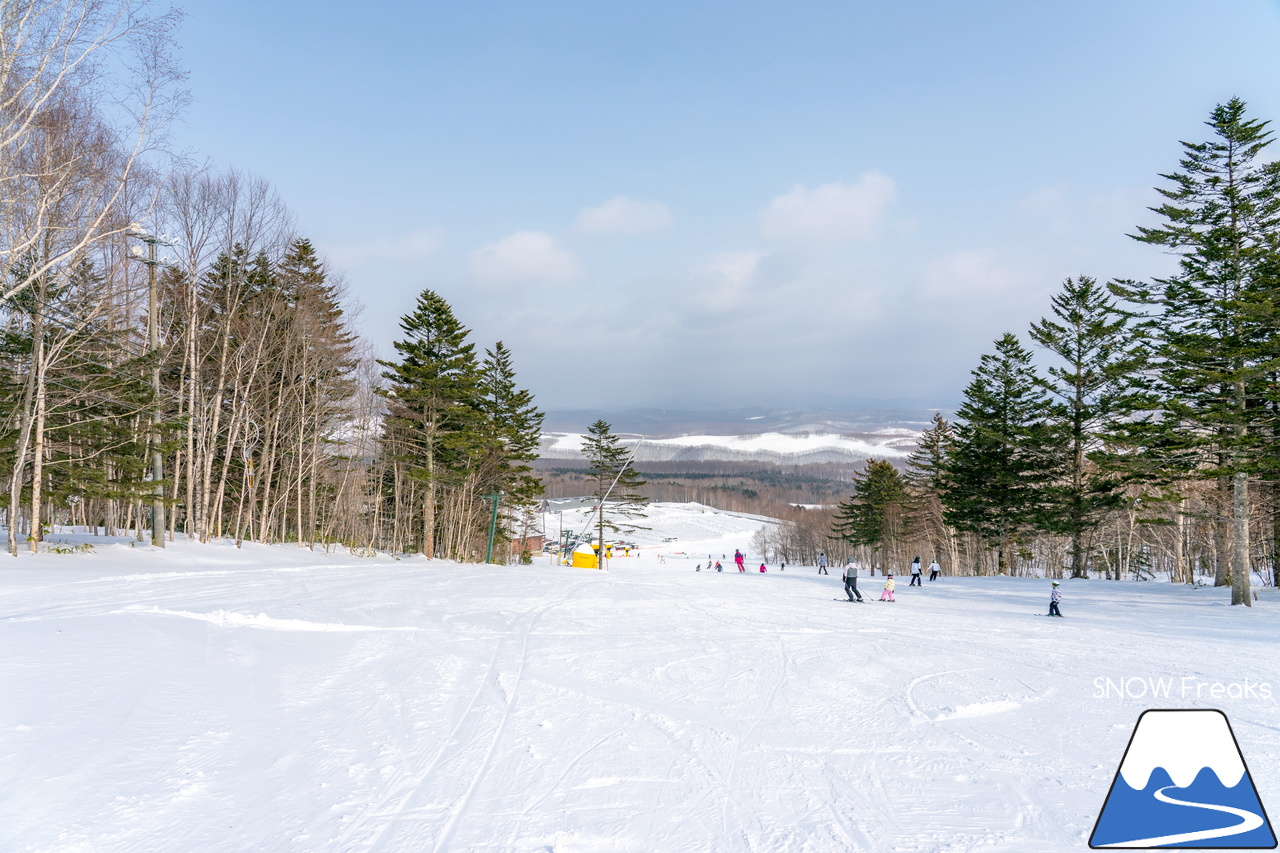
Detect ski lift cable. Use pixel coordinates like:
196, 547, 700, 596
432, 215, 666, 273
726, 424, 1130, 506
570, 435, 645, 553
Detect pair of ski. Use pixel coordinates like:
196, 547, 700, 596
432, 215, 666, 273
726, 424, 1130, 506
833, 598, 865, 603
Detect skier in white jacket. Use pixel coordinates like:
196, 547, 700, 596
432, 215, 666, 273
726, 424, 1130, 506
1049, 581, 1063, 617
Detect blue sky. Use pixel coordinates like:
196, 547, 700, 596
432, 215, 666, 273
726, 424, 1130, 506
171, 1, 1280, 410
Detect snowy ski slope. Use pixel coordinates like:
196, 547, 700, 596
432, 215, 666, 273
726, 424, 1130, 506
2, 503, 1278, 852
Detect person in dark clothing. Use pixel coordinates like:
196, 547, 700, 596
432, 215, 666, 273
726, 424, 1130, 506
842, 561, 863, 602
909, 556, 922, 586
818, 552, 828, 575
928, 558, 941, 582
1049, 581, 1063, 617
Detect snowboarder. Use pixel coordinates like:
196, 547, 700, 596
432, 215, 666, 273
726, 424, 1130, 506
928, 558, 941, 582
735, 549, 746, 572
1049, 581, 1063, 617
818, 552, 828, 575
880, 575, 896, 602
842, 561, 863, 602
759, 563, 767, 573
909, 556, 922, 587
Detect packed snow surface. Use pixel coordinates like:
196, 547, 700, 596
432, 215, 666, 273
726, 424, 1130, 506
2, 502, 1278, 852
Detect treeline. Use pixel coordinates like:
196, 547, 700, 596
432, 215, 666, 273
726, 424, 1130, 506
763, 99, 1280, 606
1, 0, 544, 559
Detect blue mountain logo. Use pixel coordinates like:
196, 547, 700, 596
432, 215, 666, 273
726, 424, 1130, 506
1091, 709, 1276, 849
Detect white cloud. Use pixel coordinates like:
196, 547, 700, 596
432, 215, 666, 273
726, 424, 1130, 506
759, 172, 896, 245
919, 249, 1024, 301
704, 249, 766, 288
576, 197, 673, 234
329, 228, 443, 266
689, 250, 769, 312
470, 231, 581, 284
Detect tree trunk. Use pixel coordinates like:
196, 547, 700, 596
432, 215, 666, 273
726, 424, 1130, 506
1231, 470, 1251, 606
7, 323, 39, 557
28, 369, 47, 553
1214, 516, 1232, 588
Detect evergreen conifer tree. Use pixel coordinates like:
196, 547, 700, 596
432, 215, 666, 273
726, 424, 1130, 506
1029, 276, 1143, 578
379, 288, 479, 557
582, 418, 647, 561
943, 333, 1059, 573
1114, 97, 1280, 605
833, 458, 909, 574
904, 412, 959, 572
476, 341, 545, 553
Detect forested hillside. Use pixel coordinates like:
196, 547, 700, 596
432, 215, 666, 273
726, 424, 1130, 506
0, 0, 543, 560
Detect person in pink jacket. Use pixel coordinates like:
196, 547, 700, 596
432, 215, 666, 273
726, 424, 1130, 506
734, 549, 746, 572
880, 575, 896, 602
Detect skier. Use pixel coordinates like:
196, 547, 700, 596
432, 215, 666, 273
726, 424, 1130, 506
696, 563, 701, 572
880, 574, 896, 602
759, 563, 767, 573
818, 552, 828, 575
909, 556, 922, 587
735, 549, 746, 572
842, 561, 863, 602
1049, 581, 1063, 617
714, 560, 723, 572
928, 558, 941, 582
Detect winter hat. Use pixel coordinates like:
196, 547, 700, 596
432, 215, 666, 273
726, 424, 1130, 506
887, 574, 894, 578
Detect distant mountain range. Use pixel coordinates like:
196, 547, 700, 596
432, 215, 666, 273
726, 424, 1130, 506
539, 407, 939, 466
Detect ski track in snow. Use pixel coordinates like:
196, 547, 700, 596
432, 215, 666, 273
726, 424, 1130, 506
1, 504, 1278, 851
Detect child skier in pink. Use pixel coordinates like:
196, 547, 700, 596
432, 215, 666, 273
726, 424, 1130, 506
880, 575, 896, 602
735, 549, 746, 572
759, 563, 767, 572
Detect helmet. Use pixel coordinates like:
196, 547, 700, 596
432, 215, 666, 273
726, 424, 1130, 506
1052, 581, 1060, 586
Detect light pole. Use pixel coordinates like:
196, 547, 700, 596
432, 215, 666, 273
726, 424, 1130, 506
130, 225, 176, 547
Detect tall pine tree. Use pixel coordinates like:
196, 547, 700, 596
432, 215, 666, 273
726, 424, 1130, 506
582, 418, 647, 561
943, 333, 1059, 574
833, 458, 910, 575
1115, 97, 1280, 606
1029, 276, 1142, 578
476, 341, 545, 555
379, 288, 479, 558
904, 412, 959, 572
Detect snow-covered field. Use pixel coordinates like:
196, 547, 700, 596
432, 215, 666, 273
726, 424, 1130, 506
3, 503, 1278, 852
539, 430, 914, 464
